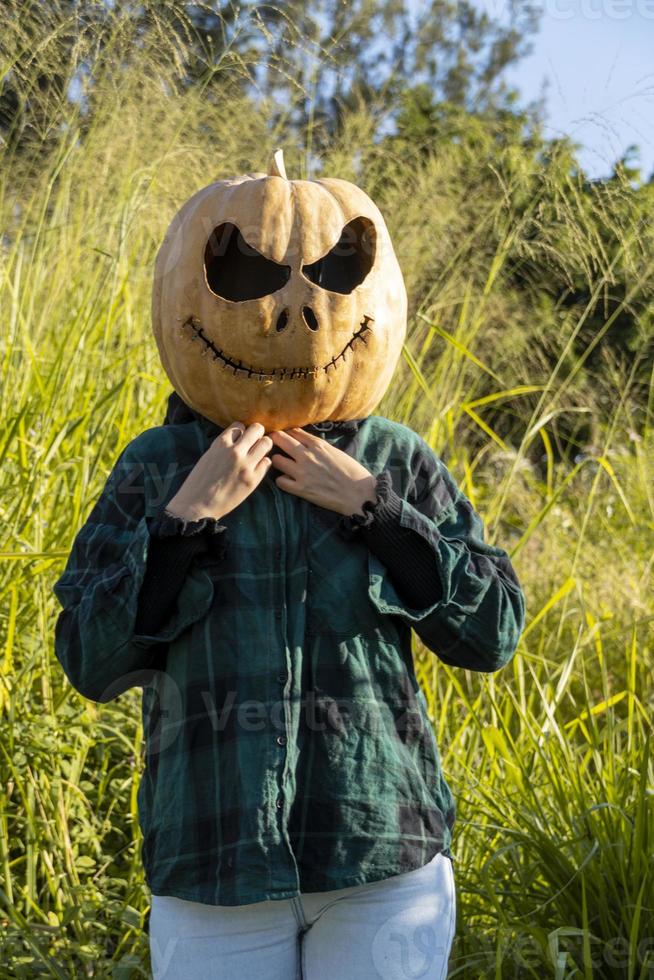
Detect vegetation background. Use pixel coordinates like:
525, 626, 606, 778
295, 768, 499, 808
0, 1, 652, 976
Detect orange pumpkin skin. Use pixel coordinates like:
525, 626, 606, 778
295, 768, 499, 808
151, 153, 407, 432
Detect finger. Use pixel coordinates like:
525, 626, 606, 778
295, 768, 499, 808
270, 452, 298, 476
275, 474, 300, 494
285, 427, 322, 447
236, 421, 266, 454
248, 434, 273, 465
254, 455, 273, 478
221, 421, 246, 445
269, 429, 303, 457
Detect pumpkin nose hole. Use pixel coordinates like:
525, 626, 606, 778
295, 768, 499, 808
276, 309, 289, 332
303, 306, 319, 331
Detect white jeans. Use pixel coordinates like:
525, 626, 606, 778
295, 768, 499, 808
148, 850, 456, 979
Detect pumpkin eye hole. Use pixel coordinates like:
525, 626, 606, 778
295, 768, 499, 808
204, 223, 291, 301
302, 217, 376, 294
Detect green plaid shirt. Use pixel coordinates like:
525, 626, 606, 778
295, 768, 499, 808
52, 410, 526, 906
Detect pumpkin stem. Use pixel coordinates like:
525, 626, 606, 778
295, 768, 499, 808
268, 149, 288, 180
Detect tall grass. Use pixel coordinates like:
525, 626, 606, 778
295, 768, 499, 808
1, 4, 652, 977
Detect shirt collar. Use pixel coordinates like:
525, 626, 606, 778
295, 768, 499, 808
163, 390, 365, 435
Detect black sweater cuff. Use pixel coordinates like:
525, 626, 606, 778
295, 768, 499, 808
134, 508, 228, 637
147, 507, 228, 540
338, 470, 444, 610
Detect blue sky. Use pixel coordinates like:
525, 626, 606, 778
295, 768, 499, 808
505, 4, 654, 179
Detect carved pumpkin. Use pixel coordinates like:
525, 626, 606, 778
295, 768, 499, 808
151, 149, 407, 431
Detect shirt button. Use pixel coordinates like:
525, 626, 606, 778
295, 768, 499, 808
276, 796, 284, 809
276, 734, 287, 746
276, 672, 288, 684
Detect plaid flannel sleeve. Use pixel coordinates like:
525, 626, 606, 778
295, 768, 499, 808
355, 443, 526, 673
52, 438, 215, 703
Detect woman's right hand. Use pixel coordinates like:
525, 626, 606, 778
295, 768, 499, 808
165, 421, 273, 522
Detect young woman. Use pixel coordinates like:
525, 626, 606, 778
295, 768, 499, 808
53, 388, 525, 979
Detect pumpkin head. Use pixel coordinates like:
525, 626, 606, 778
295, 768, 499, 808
151, 149, 407, 431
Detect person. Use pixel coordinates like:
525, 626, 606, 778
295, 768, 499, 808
52, 387, 526, 979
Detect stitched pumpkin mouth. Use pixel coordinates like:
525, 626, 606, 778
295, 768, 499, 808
183, 315, 373, 381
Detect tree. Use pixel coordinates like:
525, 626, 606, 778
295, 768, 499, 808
1, 0, 541, 157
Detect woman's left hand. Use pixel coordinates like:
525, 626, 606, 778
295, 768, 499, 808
269, 428, 378, 517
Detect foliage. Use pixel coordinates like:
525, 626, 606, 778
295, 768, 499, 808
0, 3, 652, 977
0, 0, 540, 156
